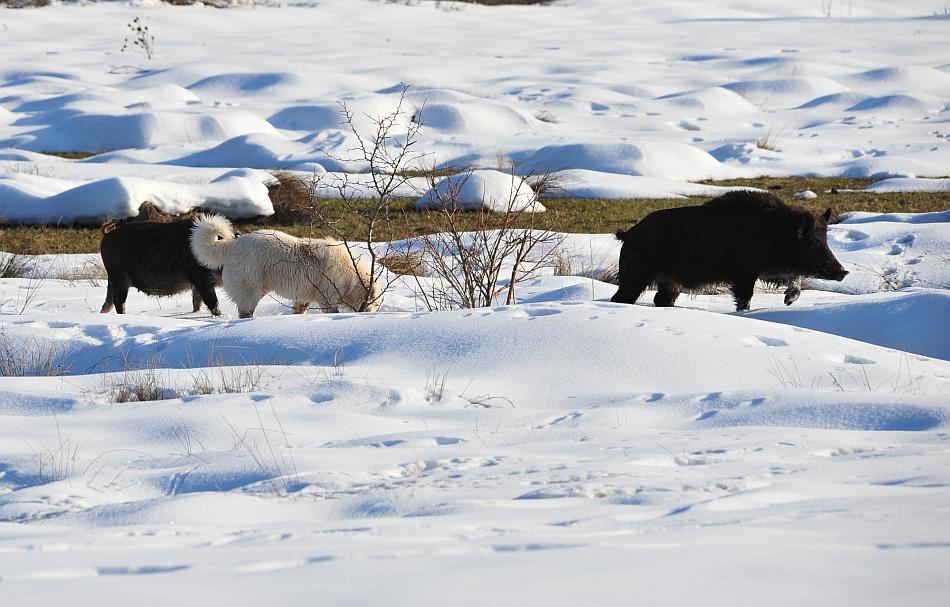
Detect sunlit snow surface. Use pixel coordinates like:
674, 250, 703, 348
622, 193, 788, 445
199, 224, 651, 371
1, 1, 950, 605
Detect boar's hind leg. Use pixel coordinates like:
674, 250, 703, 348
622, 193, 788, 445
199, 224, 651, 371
106, 270, 131, 314
653, 280, 682, 308
730, 275, 757, 311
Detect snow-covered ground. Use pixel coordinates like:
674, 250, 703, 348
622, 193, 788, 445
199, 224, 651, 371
0, 1, 949, 221
2, 1, 950, 605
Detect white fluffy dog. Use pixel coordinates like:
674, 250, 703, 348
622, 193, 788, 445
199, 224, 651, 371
190, 215, 382, 318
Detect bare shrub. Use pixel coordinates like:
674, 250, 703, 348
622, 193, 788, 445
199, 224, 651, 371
405, 170, 562, 310
303, 84, 428, 311
850, 261, 917, 292
121, 17, 155, 60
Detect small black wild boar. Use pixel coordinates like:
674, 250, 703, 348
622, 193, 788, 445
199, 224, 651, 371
100, 218, 229, 315
610, 191, 848, 311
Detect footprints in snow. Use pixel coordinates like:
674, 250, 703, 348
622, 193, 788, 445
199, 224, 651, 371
885, 233, 916, 256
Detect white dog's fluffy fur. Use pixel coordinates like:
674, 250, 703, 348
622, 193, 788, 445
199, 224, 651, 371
190, 215, 382, 318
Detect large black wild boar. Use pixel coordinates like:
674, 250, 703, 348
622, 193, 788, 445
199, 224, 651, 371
610, 191, 847, 311
100, 218, 229, 315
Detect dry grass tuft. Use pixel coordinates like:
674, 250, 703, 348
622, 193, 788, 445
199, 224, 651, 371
755, 126, 786, 152
0, 333, 73, 377
380, 251, 426, 277
267, 171, 314, 224
57, 258, 107, 286
0, 253, 30, 279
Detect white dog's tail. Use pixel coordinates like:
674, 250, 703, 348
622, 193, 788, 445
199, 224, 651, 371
190, 214, 235, 270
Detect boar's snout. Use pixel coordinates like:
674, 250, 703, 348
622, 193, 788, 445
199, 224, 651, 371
820, 264, 848, 282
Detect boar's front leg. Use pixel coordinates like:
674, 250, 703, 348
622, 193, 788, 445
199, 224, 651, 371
730, 274, 757, 311
783, 279, 801, 306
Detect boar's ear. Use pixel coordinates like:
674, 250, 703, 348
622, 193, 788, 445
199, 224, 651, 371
822, 208, 833, 223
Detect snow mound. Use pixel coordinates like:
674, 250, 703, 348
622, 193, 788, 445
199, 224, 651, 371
846, 94, 936, 115
847, 66, 950, 92
520, 142, 731, 180
14, 84, 199, 114
797, 92, 872, 109
723, 76, 850, 106
542, 169, 759, 199
168, 133, 302, 169
686, 392, 948, 432
654, 87, 761, 114
268, 105, 343, 131
837, 156, 938, 180
167, 132, 350, 172
0, 169, 274, 224
416, 170, 543, 212
748, 290, 950, 360
864, 178, 950, 193
839, 209, 950, 224
187, 72, 301, 96
4, 110, 279, 153
416, 99, 534, 134
9, 302, 950, 403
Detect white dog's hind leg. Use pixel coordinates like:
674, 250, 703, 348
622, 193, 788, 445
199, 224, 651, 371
228, 283, 265, 319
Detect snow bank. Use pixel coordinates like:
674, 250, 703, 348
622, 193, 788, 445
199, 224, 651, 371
3, 110, 279, 153
0, 169, 274, 223
416, 170, 543, 212
543, 169, 759, 199
864, 178, 950, 194
748, 290, 950, 360
519, 142, 735, 180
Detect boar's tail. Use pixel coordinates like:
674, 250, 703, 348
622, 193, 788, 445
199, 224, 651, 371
190, 214, 236, 270
615, 220, 640, 242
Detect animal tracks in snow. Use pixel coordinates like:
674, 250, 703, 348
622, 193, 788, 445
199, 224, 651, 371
885, 233, 916, 255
